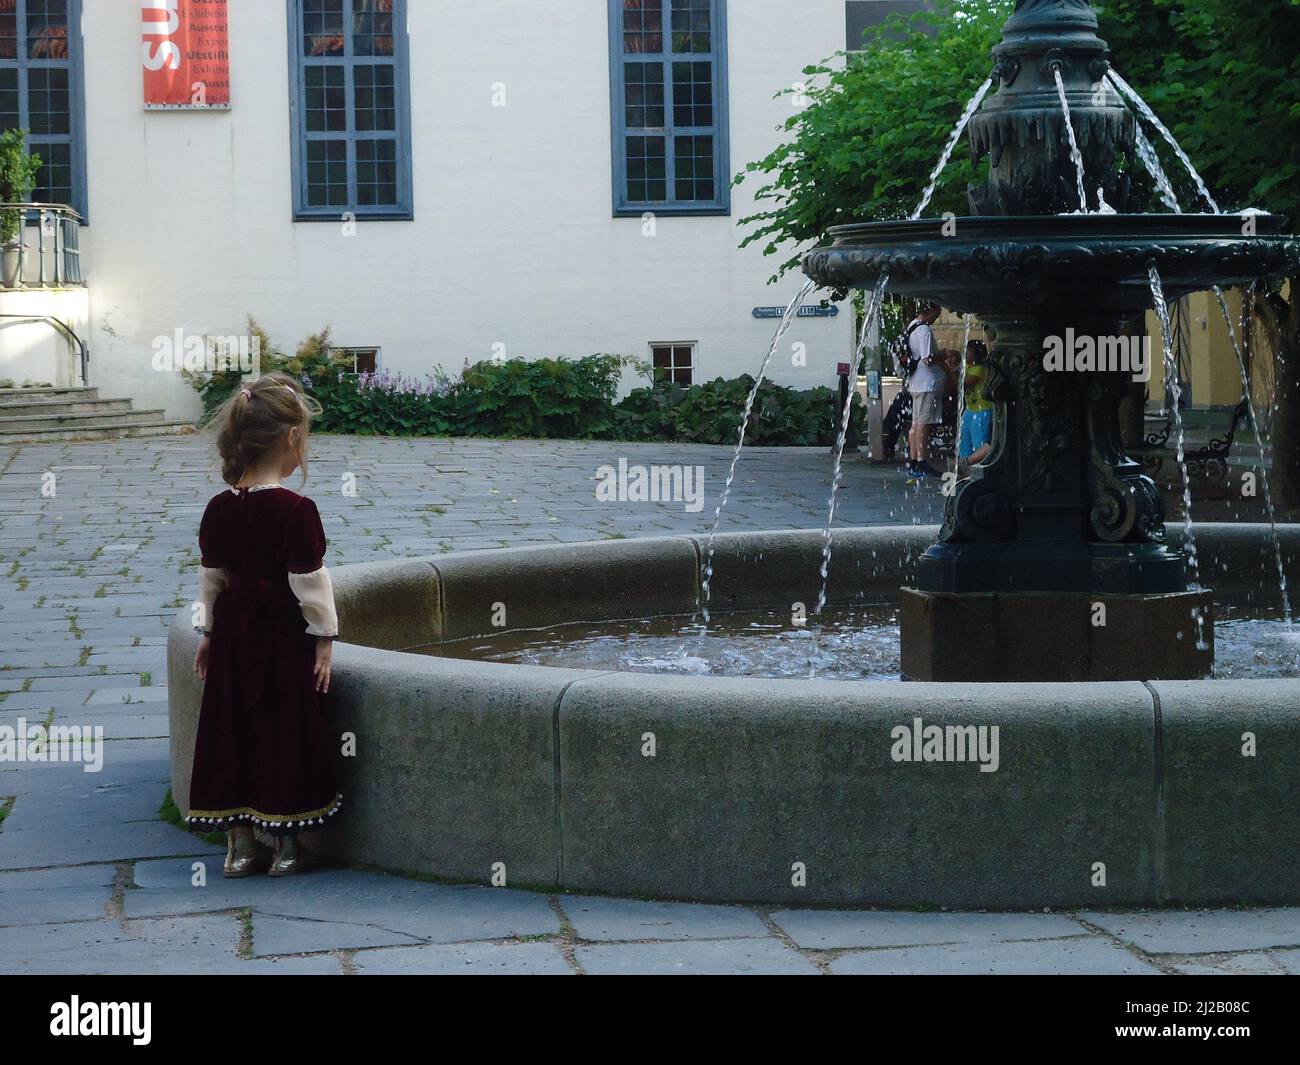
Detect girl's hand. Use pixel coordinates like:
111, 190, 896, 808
314, 638, 333, 693
194, 635, 211, 682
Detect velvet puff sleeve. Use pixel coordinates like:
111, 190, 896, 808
283, 496, 338, 638
196, 496, 227, 634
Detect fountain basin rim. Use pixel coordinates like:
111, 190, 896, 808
821, 212, 1291, 244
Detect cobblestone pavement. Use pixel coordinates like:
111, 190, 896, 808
0, 434, 1295, 975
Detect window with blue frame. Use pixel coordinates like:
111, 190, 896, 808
0, 0, 87, 215
609, 0, 729, 216
289, 0, 413, 220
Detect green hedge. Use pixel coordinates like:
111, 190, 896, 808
186, 320, 864, 446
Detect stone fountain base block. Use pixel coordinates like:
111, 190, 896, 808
900, 587, 1214, 682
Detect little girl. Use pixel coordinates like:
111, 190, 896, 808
188, 371, 342, 878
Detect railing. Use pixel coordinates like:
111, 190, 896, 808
0, 203, 85, 288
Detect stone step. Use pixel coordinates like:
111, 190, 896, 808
0, 419, 194, 443
0, 397, 133, 418
0, 407, 172, 431
0, 386, 100, 402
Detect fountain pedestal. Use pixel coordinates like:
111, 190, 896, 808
900, 587, 1213, 682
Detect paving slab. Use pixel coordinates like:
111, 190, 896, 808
353, 941, 573, 974
1079, 910, 1300, 955
829, 938, 1161, 975
577, 937, 820, 975
770, 910, 1090, 950
0, 914, 242, 974
129, 859, 560, 942
0, 863, 117, 927
251, 914, 423, 957
562, 895, 770, 942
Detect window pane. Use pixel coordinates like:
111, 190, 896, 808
624, 62, 663, 130
0, 7, 15, 61
674, 135, 714, 201
305, 65, 346, 132
674, 345, 693, 365
356, 138, 397, 206
626, 135, 666, 202
27, 68, 70, 136
652, 346, 672, 368
354, 64, 395, 132
672, 60, 712, 127
354, 349, 379, 374
623, 0, 663, 54
673, 366, 692, 385
30, 140, 71, 205
27, 0, 68, 59
0, 68, 18, 128
671, 0, 711, 54
306, 139, 348, 206
303, 0, 344, 57
353, 0, 395, 57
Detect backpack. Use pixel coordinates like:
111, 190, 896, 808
889, 320, 926, 379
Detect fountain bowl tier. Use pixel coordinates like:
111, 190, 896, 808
168, 524, 1300, 908
802, 213, 1300, 316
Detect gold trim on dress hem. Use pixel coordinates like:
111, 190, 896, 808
187, 794, 343, 825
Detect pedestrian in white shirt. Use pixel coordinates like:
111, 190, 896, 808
905, 302, 946, 479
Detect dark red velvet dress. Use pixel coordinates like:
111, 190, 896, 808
186, 486, 342, 835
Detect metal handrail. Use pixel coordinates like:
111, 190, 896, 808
0, 202, 85, 288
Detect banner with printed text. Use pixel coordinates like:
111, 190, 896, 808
142, 0, 231, 109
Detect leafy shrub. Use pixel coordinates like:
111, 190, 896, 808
185, 323, 863, 447
615, 376, 865, 447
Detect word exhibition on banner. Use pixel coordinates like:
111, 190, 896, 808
142, 0, 231, 109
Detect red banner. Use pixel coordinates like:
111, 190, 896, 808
142, 0, 231, 109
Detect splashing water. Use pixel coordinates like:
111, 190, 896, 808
1149, 265, 1208, 650
698, 279, 818, 626
1213, 284, 1293, 628
1108, 71, 1220, 213
1053, 68, 1088, 213
912, 77, 994, 220
1131, 122, 1182, 213
813, 275, 891, 631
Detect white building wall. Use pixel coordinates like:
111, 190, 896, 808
79, 0, 854, 421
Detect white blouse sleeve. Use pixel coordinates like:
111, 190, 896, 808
197, 566, 227, 634
287, 565, 339, 638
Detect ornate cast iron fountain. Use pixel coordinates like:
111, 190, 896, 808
803, 0, 1300, 681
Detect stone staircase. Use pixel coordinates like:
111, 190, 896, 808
0, 387, 193, 443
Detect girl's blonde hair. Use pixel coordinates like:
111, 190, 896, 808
212, 372, 323, 486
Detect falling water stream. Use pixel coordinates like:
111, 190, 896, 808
1107, 71, 1220, 213
1149, 264, 1208, 650
814, 274, 891, 624
1213, 285, 1293, 627
1132, 122, 1182, 213
1053, 69, 1088, 213
912, 77, 994, 220
698, 278, 818, 626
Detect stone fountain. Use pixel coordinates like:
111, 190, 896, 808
803, 0, 1300, 681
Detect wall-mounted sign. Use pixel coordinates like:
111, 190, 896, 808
143, 0, 231, 110
752, 305, 840, 319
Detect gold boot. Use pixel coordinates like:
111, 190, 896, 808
223, 828, 269, 878
268, 834, 315, 877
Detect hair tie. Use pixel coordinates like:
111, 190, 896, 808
239, 388, 252, 400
